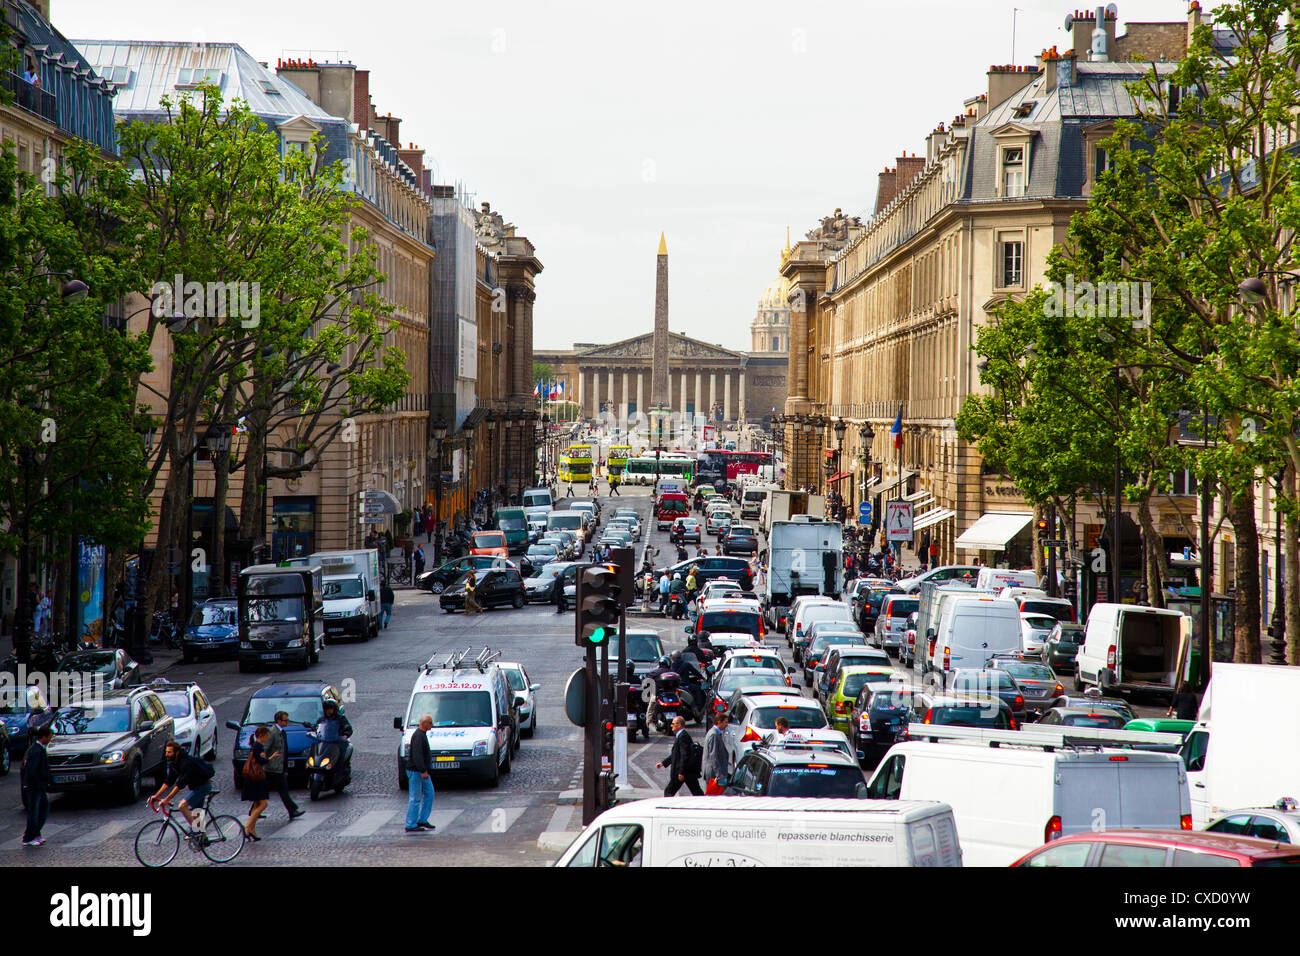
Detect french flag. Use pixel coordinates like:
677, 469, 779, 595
549, 382, 560, 400
533, 382, 540, 398
891, 404, 903, 449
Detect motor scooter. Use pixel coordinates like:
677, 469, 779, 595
668, 593, 687, 620
306, 718, 353, 800
650, 672, 683, 735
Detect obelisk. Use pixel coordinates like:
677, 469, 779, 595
650, 232, 669, 406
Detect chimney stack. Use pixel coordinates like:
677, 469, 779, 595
352, 69, 370, 130
875, 167, 899, 214
895, 153, 926, 192
1071, 7, 1117, 62
987, 64, 1038, 108
398, 143, 424, 181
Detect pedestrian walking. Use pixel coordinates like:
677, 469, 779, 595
380, 579, 395, 628
703, 713, 733, 795
463, 570, 482, 614
1168, 683, 1201, 721
241, 725, 275, 840
655, 716, 702, 796
265, 712, 304, 821
405, 714, 436, 832
414, 545, 426, 580
929, 541, 938, 569
21, 725, 54, 846
425, 512, 435, 543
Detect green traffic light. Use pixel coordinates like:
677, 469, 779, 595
590, 626, 610, 645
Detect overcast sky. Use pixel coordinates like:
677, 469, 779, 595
60, 0, 1205, 352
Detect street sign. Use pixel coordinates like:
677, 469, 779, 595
359, 500, 385, 514
564, 667, 588, 728
359, 515, 386, 525
885, 500, 914, 542
1043, 539, 1069, 547
858, 501, 872, 517
357, 491, 386, 500
859, 515, 871, 525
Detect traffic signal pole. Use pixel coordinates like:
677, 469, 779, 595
582, 641, 600, 825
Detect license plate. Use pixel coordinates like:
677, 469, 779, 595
261, 652, 281, 660
434, 759, 459, 769
55, 774, 86, 783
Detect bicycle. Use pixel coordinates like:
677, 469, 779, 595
386, 561, 412, 586
134, 790, 245, 867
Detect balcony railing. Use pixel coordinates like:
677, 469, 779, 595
2, 70, 58, 126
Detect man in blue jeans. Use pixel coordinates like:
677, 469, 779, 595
405, 714, 435, 832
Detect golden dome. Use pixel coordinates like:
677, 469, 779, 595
759, 274, 792, 310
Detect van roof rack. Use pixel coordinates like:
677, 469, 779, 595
906, 724, 1183, 752
422, 646, 502, 674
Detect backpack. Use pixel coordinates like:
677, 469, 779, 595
686, 741, 704, 778
190, 755, 216, 782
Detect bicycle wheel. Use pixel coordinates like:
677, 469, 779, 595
134, 819, 180, 868
200, 815, 246, 863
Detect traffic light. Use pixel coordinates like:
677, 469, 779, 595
576, 564, 621, 647
601, 716, 615, 758
1036, 518, 1050, 538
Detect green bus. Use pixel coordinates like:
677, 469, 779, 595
624, 455, 694, 485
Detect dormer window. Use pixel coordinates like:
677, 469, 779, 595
176, 68, 223, 88
1002, 147, 1025, 197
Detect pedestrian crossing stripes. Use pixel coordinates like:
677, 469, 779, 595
67, 820, 130, 847
338, 809, 397, 837
471, 805, 527, 834
0, 823, 70, 848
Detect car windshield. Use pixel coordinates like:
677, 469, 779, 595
245, 596, 303, 623
245, 696, 323, 725
751, 706, 827, 730
700, 612, 761, 637
59, 652, 118, 674
498, 516, 527, 531
529, 547, 557, 557
610, 635, 663, 662
870, 690, 919, 711
954, 671, 1018, 693
407, 691, 493, 728
503, 669, 527, 692
54, 705, 131, 734
768, 765, 862, 798
1021, 601, 1073, 622
842, 672, 894, 697
811, 634, 863, 654
1053, 628, 1085, 644
726, 655, 782, 671
1061, 712, 1127, 728
1001, 662, 1056, 681
729, 527, 755, 537
523, 493, 550, 508
473, 533, 505, 547
157, 691, 192, 718
189, 604, 235, 627
927, 703, 1011, 728
867, 589, 895, 608
323, 579, 364, 599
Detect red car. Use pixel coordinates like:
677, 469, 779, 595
1010, 829, 1300, 867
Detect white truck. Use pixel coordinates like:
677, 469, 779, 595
740, 482, 778, 521
1075, 603, 1189, 700
765, 517, 843, 631
760, 490, 826, 536
294, 549, 382, 642
1182, 663, 1300, 828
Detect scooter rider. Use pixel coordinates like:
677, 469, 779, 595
668, 572, 687, 617
669, 651, 707, 722
318, 700, 354, 767
645, 656, 678, 728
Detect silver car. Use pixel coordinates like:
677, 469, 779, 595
500, 662, 541, 738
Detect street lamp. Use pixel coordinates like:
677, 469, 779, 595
833, 418, 847, 522
859, 422, 875, 537
431, 416, 448, 564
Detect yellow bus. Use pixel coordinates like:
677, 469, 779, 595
607, 444, 632, 475
559, 443, 593, 483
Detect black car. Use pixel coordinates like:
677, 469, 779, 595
722, 525, 758, 556
46, 688, 175, 803
417, 556, 513, 593
439, 568, 526, 612
524, 561, 579, 604
656, 556, 753, 591
0, 684, 54, 761
724, 743, 867, 798
1043, 622, 1085, 672
182, 598, 240, 663
55, 648, 141, 691
849, 685, 933, 764
857, 586, 899, 633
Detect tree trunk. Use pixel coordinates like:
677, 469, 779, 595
1138, 490, 1165, 609
1230, 484, 1261, 664
1287, 463, 1299, 666
238, 419, 268, 549
1031, 502, 1044, 581
211, 443, 231, 597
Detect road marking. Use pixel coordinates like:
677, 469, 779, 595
67, 820, 130, 847
0, 823, 70, 848
420, 808, 464, 832
471, 805, 528, 834
339, 809, 399, 837
628, 743, 660, 788
264, 810, 335, 839
211, 696, 231, 707
546, 804, 576, 833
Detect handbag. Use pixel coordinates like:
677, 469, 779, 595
242, 750, 266, 783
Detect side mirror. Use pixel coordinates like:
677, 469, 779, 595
683, 625, 693, 634
367, 590, 376, 602
393, 717, 402, 730
529, 683, 541, 692
855, 782, 870, 800
225, 720, 241, 731
787, 666, 797, 674
513, 695, 528, 709
926, 628, 936, 639
856, 750, 866, 762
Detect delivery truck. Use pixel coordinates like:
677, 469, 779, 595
760, 490, 825, 536
765, 517, 842, 631
1075, 603, 1190, 700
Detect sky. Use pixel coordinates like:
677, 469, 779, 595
58, 0, 1207, 352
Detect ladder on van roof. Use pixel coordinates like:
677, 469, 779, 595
906, 724, 1184, 753
421, 646, 502, 674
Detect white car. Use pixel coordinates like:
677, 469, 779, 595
722, 692, 830, 757
612, 510, 642, 539
499, 662, 541, 739
706, 508, 734, 536
712, 648, 790, 683
149, 680, 218, 760
1205, 799, 1300, 844
1019, 613, 1058, 657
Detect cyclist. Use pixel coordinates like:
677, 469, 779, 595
148, 740, 215, 829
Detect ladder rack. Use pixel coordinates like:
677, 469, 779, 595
906, 724, 1184, 752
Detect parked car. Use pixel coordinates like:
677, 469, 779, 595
182, 597, 240, 663
0, 684, 53, 761
55, 648, 140, 691
226, 681, 345, 785
47, 688, 175, 803
439, 568, 526, 612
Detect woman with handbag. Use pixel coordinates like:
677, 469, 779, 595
241, 725, 277, 840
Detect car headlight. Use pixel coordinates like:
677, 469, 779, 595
472, 740, 489, 756
100, 750, 125, 765
286, 638, 303, 648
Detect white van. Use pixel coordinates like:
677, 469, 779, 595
975, 568, 1039, 591
866, 734, 1190, 867
1075, 603, 1188, 699
393, 652, 521, 789
554, 797, 963, 867
928, 595, 1022, 677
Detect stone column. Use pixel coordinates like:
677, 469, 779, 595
694, 373, 702, 418
621, 368, 629, 424
709, 371, 717, 420
739, 371, 746, 421
680, 372, 687, 418
577, 368, 585, 417
724, 372, 732, 421
637, 370, 644, 416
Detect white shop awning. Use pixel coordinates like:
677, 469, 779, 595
954, 512, 1034, 551
912, 508, 956, 532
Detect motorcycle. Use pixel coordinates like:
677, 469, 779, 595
667, 593, 687, 620
650, 673, 683, 735
306, 718, 353, 800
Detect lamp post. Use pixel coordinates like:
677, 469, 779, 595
860, 421, 875, 539
430, 416, 448, 564
833, 418, 847, 523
